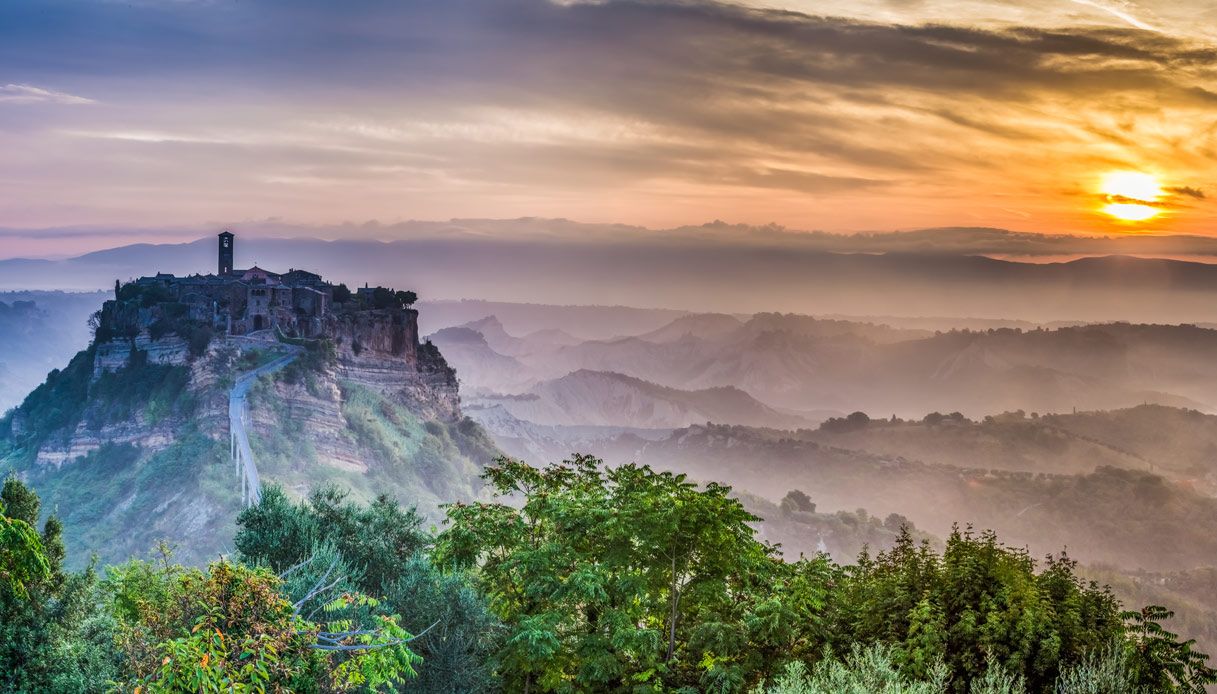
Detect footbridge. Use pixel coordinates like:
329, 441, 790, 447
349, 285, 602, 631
229, 348, 301, 506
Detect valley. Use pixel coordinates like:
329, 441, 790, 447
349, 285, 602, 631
7, 280, 1217, 685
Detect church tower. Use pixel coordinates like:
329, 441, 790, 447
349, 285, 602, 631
218, 230, 234, 275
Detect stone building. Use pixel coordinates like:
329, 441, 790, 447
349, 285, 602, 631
131, 231, 332, 338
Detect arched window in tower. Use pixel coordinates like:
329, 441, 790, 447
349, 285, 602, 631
218, 230, 235, 275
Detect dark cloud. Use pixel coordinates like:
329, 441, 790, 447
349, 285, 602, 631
1169, 186, 1207, 199
5, 1, 1214, 127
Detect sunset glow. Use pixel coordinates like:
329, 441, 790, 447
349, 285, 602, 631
0, 1, 1215, 252
1100, 171, 1164, 222
1102, 203, 1160, 222
1101, 172, 1163, 203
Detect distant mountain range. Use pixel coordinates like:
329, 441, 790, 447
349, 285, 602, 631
14, 225, 1217, 322
428, 309, 1217, 425
479, 369, 810, 429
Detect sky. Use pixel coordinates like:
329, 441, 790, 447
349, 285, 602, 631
1, 0, 1216, 258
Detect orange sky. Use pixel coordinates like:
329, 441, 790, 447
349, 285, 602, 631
0, 0, 1214, 255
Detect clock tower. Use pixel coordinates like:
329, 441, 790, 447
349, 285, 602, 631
218, 230, 234, 275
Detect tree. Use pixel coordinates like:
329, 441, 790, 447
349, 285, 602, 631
236, 485, 429, 597
756, 644, 948, 694
1, 478, 119, 693
0, 499, 49, 598
384, 555, 503, 693
819, 412, 871, 433
829, 526, 1126, 692
332, 283, 352, 304
106, 556, 421, 691
781, 490, 816, 515
1122, 605, 1217, 692
436, 455, 830, 692
395, 290, 418, 308
236, 485, 501, 691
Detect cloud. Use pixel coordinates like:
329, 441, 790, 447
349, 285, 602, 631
0, 84, 94, 105
1168, 186, 1206, 199
1067, 0, 1157, 31
0, 0, 1215, 233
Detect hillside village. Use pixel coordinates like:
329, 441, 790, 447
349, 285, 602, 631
91, 231, 435, 379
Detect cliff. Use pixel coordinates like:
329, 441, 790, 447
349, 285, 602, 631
0, 298, 496, 567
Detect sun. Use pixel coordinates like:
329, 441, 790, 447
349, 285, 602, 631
1099, 171, 1163, 222
1101, 202, 1159, 222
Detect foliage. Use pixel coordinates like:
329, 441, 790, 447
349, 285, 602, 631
0, 499, 49, 598
1053, 644, 1140, 694
236, 485, 429, 595
819, 411, 872, 433
436, 454, 831, 692
2, 345, 193, 464
235, 486, 502, 691
830, 526, 1126, 692
396, 290, 419, 308
0, 478, 120, 693
336, 380, 490, 510
278, 338, 336, 384
1122, 605, 1217, 692
364, 286, 419, 310
780, 490, 816, 514
86, 352, 193, 428
755, 644, 948, 694
117, 282, 174, 308
4, 347, 93, 451
3, 459, 1217, 692
106, 555, 420, 691
23, 432, 231, 568
384, 554, 504, 693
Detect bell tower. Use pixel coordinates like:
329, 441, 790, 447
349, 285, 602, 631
218, 230, 234, 275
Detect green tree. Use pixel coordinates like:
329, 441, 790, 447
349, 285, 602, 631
235, 485, 502, 691
1122, 605, 1217, 692
0, 499, 49, 598
0, 478, 120, 693
436, 455, 830, 692
106, 556, 421, 691
830, 526, 1125, 692
384, 555, 504, 693
757, 644, 948, 694
236, 485, 428, 597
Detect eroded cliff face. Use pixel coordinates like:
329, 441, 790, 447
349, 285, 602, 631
329, 308, 461, 421
41, 305, 462, 469
92, 334, 190, 378
2, 302, 492, 566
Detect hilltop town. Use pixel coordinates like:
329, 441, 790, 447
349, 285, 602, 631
101, 230, 416, 341
2, 230, 485, 566
90, 231, 442, 386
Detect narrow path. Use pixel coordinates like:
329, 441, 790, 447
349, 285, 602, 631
229, 348, 301, 506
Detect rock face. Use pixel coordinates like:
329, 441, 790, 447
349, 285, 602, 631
330, 308, 461, 421
60, 305, 462, 466
93, 334, 190, 378
3, 297, 491, 567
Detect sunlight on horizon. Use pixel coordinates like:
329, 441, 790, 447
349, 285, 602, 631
1100, 171, 1164, 223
